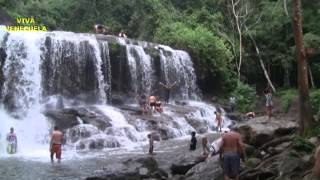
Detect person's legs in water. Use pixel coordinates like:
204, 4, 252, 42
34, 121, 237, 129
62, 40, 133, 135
165, 89, 170, 104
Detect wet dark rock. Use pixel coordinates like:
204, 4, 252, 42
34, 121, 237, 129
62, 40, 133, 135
235, 116, 298, 146
227, 112, 245, 122
185, 156, 223, 180
86, 157, 168, 180
45, 106, 112, 131
170, 154, 205, 175
185, 117, 208, 134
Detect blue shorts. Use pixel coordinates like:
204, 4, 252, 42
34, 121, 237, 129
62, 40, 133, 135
223, 152, 240, 178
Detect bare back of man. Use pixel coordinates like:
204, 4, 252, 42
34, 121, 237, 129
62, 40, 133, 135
221, 131, 244, 180
50, 127, 63, 163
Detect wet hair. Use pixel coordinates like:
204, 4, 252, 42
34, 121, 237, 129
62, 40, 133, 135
10, 127, 14, 131
214, 111, 217, 114
141, 94, 146, 98
54, 126, 58, 130
191, 131, 196, 136
147, 134, 151, 138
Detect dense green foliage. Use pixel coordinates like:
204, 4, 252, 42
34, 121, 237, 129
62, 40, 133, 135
279, 89, 297, 113
292, 136, 315, 153
1, 0, 320, 94
310, 89, 320, 119
231, 82, 256, 113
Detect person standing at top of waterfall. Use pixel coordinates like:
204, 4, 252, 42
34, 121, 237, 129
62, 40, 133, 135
50, 126, 63, 163
148, 95, 157, 114
220, 128, 245, 180
215, 111, 223, 132
229, 96, 236, 112
159, 81, 178, 104
6, 127, 17, 154
264, 88, 273, 119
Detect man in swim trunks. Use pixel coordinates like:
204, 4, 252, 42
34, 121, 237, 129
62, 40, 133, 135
50, 126, 63, 163
6, 127, 17, 154
220, 128, 245, 180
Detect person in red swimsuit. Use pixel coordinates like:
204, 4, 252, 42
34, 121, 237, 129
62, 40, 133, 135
50, 126, 63, 163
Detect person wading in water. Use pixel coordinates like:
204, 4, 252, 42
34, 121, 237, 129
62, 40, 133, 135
50, 126, 63, 163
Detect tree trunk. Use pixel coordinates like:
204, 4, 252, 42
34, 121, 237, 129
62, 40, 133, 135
292, 0, 314, 135
245, 26, 276, 93
232, 0, 243, 84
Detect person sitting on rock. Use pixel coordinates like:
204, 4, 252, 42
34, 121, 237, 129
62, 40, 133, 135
118, 30, 127, 38
245, 112, 255, 119
209, 137, 223, 157
202, 137, 210, 156
155, 96, 163, 113
190, 131, 197, 151
148, 95, 157, 114
93, 24, 109, 35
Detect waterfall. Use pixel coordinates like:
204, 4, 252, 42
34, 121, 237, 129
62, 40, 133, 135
0, 26, 231, 159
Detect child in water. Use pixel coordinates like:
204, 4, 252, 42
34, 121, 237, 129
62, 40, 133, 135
190, 131, 197, 150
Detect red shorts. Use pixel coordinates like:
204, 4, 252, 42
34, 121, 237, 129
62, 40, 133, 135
51, 144, 61, 159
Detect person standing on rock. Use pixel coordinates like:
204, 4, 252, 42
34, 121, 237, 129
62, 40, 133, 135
137, 94, 147, 115
147, 133, 154, 155
215, 111, 223, 132
220, 128, 245, 180
229, 96, 236, 112
6, 127, 17, 154
190, 131, 197, 151
50, 126, 63, 163
159, 81, 178, 104
148, 95, 157, 115
264, 89, 273, 119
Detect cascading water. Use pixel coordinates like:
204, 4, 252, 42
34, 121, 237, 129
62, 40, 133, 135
0, 26, 231, 160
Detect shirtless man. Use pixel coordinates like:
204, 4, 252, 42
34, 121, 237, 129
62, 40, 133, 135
50, 126, 63, 163
215, 111, 223, 132
148, 95, 157, 114
159, 81, 178, 104
220, 128, 245, 180
93, 24, 109, 35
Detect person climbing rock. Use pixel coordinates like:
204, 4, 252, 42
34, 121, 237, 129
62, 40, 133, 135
50, 126, 63, 163
159, 81, 178, 104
